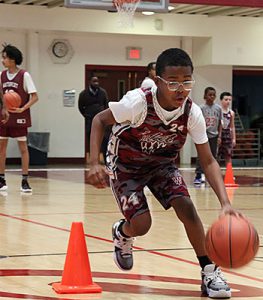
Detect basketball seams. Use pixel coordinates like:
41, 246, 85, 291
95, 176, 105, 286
206, 223, 230, 268
244, 221, 253, 266
229, 215, 233, 268
253, 226, 260, 255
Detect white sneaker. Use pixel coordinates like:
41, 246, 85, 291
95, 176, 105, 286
201, 174, 206, 183
201, 264, 231, 298
112, 219, 134, 271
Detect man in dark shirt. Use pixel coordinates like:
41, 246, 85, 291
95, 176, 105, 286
78, 76, 109, 163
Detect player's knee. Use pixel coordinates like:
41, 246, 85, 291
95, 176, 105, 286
172, 196, 198, 222
130, 213, 152, 236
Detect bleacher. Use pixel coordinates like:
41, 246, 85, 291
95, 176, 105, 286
232, 111, 261, 167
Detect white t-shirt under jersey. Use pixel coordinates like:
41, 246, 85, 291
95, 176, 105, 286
141, 77, 156, 89
109, 86, 208, 145
0, 70, 37, 94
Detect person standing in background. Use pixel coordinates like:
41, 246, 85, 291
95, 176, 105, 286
141, 62, 156, 89
78, 75, 109, 163
0, 44, 38, 193
194, 87, 222, 185
218, 92, 236, 166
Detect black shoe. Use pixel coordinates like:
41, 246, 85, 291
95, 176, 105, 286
0, 178, 8, 191
21, 179, 32, 193
112, 219, 134, 271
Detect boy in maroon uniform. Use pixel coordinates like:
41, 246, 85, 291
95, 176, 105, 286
88, 48, 239, 299
0, 44, 38, 192
218, 92, 236, 166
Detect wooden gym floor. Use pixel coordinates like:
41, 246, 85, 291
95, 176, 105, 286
0, 167, 262, 299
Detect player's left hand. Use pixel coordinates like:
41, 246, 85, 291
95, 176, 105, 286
8, 107, 25, 113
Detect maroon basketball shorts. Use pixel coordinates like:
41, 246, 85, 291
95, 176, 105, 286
0, 127, 28, 141
110, 164, 190, 221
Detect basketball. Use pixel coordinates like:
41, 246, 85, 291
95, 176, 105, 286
205, 215, 259, 268
3, 92, 22, 111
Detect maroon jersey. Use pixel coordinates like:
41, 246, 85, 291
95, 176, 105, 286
218, 110, 233, 158
107, 89, 192, 178
1, 69, 31, 128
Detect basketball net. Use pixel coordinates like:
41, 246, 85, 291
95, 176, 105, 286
113, 0, 140, 28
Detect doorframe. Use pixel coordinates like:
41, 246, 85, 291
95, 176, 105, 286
84, 64, 147, 162
85, 64, 147, 87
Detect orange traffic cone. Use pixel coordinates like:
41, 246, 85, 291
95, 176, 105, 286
52, 222, 102, 294
224, 162, 238, 187
226, 187, 237, 203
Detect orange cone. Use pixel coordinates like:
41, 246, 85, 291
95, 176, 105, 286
226, 187, 237, 203
224, 162, 238, 187
52, 222, 102, 294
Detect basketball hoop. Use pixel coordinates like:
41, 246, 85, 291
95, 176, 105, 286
113, 0, 140, 28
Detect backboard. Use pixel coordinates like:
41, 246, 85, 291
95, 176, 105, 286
64, 0, 169, 13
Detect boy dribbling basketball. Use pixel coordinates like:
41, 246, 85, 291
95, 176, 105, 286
88, 48, 239, 298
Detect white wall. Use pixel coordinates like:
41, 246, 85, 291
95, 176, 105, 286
0, 4, 262, 161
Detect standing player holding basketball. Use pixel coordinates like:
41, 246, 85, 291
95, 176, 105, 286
0, 44, 38, 192
88, 48, 239, 298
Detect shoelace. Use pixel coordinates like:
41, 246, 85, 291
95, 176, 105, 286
114, 236, 134, 257
214, 268, 227, 283
204, 267, 227, 284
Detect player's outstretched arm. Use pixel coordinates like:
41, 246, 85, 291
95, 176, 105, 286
88, 109, 116, 188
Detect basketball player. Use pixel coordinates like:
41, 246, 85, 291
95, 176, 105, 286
194, 87, 222, 184
88, 48, 239, 298
0, 44, 38, 192
218, 92, 236, 166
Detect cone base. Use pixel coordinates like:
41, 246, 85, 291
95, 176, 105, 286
225, 183, 239, 187
52, 281, 102, 294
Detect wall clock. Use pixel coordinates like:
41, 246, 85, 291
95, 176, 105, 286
48, 39, 74, 64
52, 41, 69, 58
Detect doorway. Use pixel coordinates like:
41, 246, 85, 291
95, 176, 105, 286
85, 65, 147, 102
84, 64, 148, 159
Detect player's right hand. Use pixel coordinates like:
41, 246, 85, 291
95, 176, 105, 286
1, 108, 9, 124
87, 164, 109, 189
